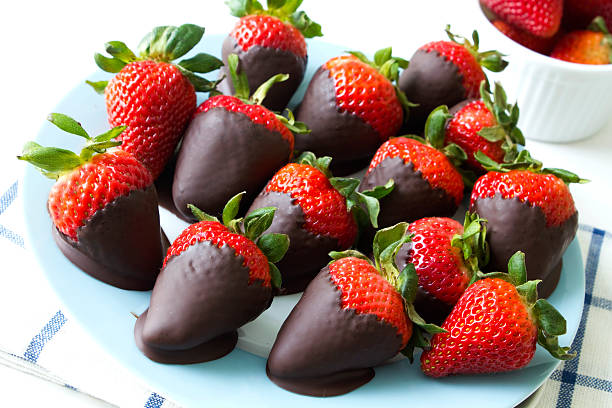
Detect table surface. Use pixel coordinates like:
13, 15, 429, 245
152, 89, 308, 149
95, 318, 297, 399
2, 0, 611, 406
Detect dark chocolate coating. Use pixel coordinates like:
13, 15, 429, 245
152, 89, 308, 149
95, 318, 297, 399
471, 195, 578, 298
359, 157, 459, 228
399, 49, 466, 131
52, 185, 164, 291
154, 152, 184, 219
295, 67, 382, 176
134, 241, 272, 364
218, 36, 307, 112
267, 267, 403, 396
247, 191, 341, 295
395, 242, 453, 325
172, 107, 291, 221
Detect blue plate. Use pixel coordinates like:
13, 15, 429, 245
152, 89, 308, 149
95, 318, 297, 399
22, 35, 584, 408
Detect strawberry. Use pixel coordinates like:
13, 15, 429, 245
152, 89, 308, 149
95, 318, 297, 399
172, 54, 308, 221
18, 114, 164, 290
446, 81, 525, 174
296, 48, 411, 175
395, 213, 489, 324
360, 107, 466, 235
563, 0, 612, 30
135, 193, 288, 364
481, 0, 563, 38
421, 251, 575, 377
219, 0, 322, 111
247, 152, 393, 294
399, 26, 507, 130
88, 24, 223, 179
267, 223, 443, 396
470, 150, 587, 297
551, 17, 612, 64
492, 20, 558, 54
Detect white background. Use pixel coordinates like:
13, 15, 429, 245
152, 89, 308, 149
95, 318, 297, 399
1, 0, 611, 406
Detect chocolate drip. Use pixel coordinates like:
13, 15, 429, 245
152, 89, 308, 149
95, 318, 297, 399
135, 241, 272, 364
267, 267, 403, 396
52, 185, 164, 291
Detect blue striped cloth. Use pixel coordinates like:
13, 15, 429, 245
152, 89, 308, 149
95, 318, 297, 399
0, 179, 610, 407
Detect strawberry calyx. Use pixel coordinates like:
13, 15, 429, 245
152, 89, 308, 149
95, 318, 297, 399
451, 212, 489, 285
87, 24, 223, 94
187, 192, 289, 289
17, 113, 125, 179
226, 54, 310, 134
295, 151, 394, 229
226, 0, 323, 38
347, 47, 416, 113
475, 149, 589, 185
445, 24, 509, 72
476, 252, 576, 360
329, 222, 446, 362
477, 81, 525, 163
588, 16, 612, 63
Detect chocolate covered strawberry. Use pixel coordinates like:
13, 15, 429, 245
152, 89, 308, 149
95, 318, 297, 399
247, 152, 393, 294
551, 17, 612, 65
399, 26, 507, 130
446, 81, 525, 173
481, 0, 563, 38
173, 54, 308, 221
470, 151, 587, 297
135, 193, 288, 364
267, 223, 443, 396
359, 106, 466, 233
18, 114, 165, 290
218, 0, 322, 111
88, 24, 222, 179
296, 48, 411, 175
395, 213, 489, 324
421, 251, 575, 377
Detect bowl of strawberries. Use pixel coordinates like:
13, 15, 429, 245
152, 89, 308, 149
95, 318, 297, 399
474, 0, 612, 143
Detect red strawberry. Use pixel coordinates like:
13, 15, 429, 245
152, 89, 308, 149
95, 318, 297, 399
247, 152, 392, 294
267, 223, 442, 396
18, 114, 164, 290
172, 55, 307, 221
296, 48, 410, 175
470, 150, 586, 297
421, 251, 575, 377
135, 194, 288, 364
395, 213, 489, 324
551, 17, 612, 64
492, 20, 558, 54
446, 81, 525, 173
219, 0, 322, 111
481, 0, 563, 38
399, 26, 507, 130
360, 107, 465, 233
563, 0, 612, 30
88, 24, 223, 179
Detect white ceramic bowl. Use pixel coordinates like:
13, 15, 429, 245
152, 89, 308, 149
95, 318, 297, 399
471, 1, 612, 143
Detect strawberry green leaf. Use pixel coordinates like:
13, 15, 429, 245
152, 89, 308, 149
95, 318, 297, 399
347, 51, 371, 65
139, 24, 205, 61
85, 80, 108, 94
178, 53, 224, 73
424, 105, 452, 149
542, 168, 589, 184
451, 212, 489, 281
329, 177, 360, 202
442, 143, 468, 168
537, 331, 576, 360
188, 204, 219, 223
507, 251, 527, 286
94, 53, 127, 73
105, 41, 137, 63
251, 73, 289, 105
474, 150, 503, 171
360, 179, 394, 199
93, 125, 126, 143
226, 0, 264, 17
478, 125, 506, 142
588, 16, 610, 35
398, 263, 418, 304
177, 66, 219, 93
267, 0, 287, 9
227, 53, 251, 100
534, 299, 566, 336
372, 222, 409, 271
446, 25, 508, 73
395, 88, 419, 113
405, 303, 446, 334
276, 109, 311, 134
374, 47, 393, 67
81, 140, 122, 158
296, 151, 332, 178
244, 207, 276, 241
290, 10, 323, 38
328, 249, 372, 264
17, 143, 83, 179
269, 262, 282, 289
258, 233, 289, 263
48, 113, 90, 139
222, 191, 245, 226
